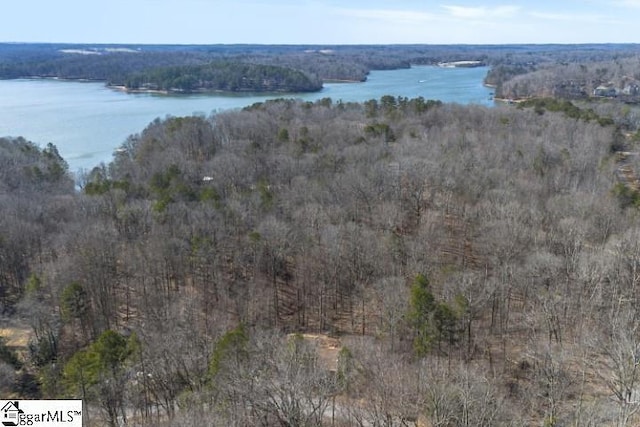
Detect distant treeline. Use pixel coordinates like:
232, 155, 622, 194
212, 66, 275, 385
121, 61, 323, 93
494, 56, 640, 102
2, 42, 640, 96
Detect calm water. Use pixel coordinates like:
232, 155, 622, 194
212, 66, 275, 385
0, 66, 493, 172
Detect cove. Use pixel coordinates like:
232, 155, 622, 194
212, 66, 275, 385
0, 66, 493, 173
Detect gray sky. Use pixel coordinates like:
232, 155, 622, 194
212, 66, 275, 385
3, 0, 640, 44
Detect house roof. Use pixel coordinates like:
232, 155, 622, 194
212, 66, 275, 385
1, 401, 21, 412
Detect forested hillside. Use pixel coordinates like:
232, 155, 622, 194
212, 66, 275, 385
5, 43, 639, 95
121, 62, 322, 93
495, 56, 640, 101
4, 94, 640, 426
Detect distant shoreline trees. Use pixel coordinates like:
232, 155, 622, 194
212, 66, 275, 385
4, 43, 640, 100
119, 61, 323, 94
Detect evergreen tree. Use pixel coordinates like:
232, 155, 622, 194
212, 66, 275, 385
408, 274, 436, 357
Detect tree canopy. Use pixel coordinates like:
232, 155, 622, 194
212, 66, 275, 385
4, 90, 640, 425
122, 61, 322, 93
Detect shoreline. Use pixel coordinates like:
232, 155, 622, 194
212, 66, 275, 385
0, 76, 324, 95
5, 75, 105, 83
108, 85, 171, 95
437, 60, 485, 68
106, 84, 325, 96
3, 66, 493, 99
322, 78, 365, 84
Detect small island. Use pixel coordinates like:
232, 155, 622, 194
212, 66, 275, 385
115, 61, 323, 94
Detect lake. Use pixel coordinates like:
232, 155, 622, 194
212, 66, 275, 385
0, 66, 493, 173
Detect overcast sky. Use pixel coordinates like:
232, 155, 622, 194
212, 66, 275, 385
3, 0, 640, 45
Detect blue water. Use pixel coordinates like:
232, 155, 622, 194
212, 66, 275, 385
0, 66, 492, 172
